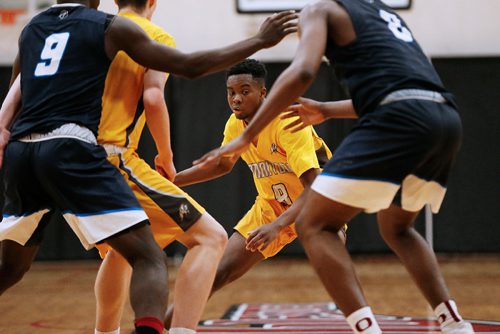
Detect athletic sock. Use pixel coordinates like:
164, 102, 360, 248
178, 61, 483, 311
134, 316, 164, 334
434, 300, 464, 328
169, 328, 196, 334
346, 306, 382, 334
95, 328, 120, 334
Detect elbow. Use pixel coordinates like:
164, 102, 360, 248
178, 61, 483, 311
218, 161, 234, 175
296, 68, 315, 85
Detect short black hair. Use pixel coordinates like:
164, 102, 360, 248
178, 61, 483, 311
116, 0, 148, 9
226, 59, 267, 83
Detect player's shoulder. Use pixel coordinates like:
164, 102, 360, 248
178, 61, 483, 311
119, 13, 175, 45
274, 114, 309, 135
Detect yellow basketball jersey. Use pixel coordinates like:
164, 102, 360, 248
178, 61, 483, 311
222, 114, 332, 206
98, 12, 176, 150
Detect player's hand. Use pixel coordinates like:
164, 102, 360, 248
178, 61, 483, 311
155, 154, 176, 181
0, 127, 10, 169
281, 97, 327, 132
246, 224, 281, 252
257, 10, 298, 48
193, 136, 249, 169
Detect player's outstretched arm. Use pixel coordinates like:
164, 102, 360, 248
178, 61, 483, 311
174, 154, 238, 187
106, 11, 297, 79
282, 98, 357, 132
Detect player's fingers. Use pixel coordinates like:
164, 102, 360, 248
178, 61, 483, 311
273, 10, 297, 22
246, 235, 263, 251
283, 118, 302, 131
289, 123, 308, 133
280, 110, 297, 120
193, 150, 218, 167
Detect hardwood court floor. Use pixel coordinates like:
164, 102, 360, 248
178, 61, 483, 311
0, 255, 498, 334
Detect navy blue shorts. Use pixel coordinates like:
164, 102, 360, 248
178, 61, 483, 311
1, 138, 148, 249
311, 99, 462, 213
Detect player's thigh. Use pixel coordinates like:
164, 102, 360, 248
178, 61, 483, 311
217, 232, 264, 276
296, 190, 361, 236
105, 222, 165, 264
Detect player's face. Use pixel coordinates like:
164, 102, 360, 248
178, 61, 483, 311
226, 74, 266, 122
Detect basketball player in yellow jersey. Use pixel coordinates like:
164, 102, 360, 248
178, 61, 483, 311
167, 59, 345, 323
94, 1, 228, 334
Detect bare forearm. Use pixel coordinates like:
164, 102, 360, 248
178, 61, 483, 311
174, 164, 230, 187
1, 74, 22, 129
321, 100, 357, 119
145, 100, 172, 158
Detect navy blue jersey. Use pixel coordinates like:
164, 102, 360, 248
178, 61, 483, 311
11, 4, 113, 139
325, 0, 455, 116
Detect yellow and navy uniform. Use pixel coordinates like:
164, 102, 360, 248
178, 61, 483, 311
222, 114, 332, 258
96, 12, 204, 257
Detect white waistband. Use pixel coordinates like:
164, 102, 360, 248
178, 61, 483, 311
18, 123, 97, 144
102, 144, 126, 156
380, 89, 446, 106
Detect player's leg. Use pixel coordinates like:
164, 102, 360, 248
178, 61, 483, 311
104, 223, 168, 334
0, 142, 51, 295
377, 204, 473, 333
94, 249, 132, 333
295, 191, 368, 315
0, 240, 39, 295
39, 139, 169, 334
297, 193, 385, 334
212, 231, 265, 293
165, 213, 228, 331
378, 204, 449, 306
164, 229, 262, 329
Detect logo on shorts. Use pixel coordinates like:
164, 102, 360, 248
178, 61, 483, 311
179, 203, 190, 221
270, 143, 278, 154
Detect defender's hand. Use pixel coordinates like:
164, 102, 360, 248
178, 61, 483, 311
257, 11, 298, 48
281, 97, 327, 132
246, 224, 280, 252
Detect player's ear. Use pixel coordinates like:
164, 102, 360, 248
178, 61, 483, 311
261, 87, 267, 98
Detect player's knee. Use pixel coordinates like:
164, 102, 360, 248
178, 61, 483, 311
295, 214, 316, 242
378, 222, 413, 245
210, 224, 228, 253
189, 217, 228, 253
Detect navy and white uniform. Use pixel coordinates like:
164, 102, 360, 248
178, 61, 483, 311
1, 4, 148, 250
311, 0, 462, 213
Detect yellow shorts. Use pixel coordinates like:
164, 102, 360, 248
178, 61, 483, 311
96, 150, 205, 258
234, 197, 297, 258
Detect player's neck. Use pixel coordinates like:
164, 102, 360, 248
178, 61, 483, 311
118, 6, 149, 19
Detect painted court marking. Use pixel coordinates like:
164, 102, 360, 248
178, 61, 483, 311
198, 302, 500, 334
